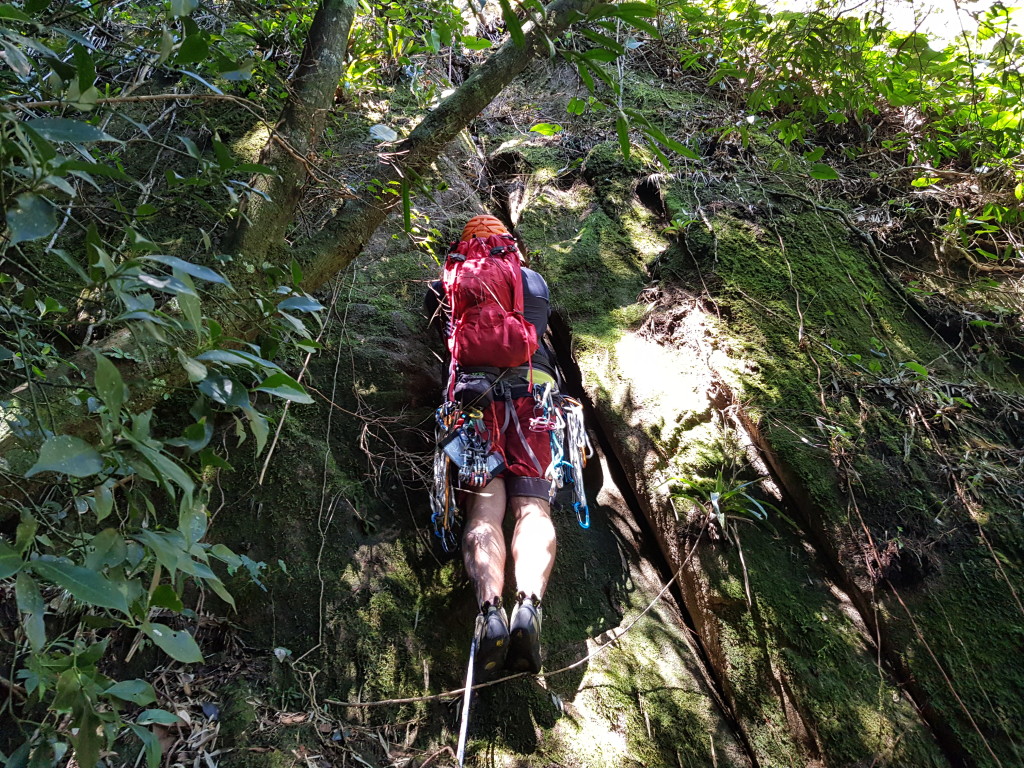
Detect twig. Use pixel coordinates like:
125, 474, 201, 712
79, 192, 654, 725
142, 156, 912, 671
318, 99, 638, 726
0, 675, 27, 704
9, 92, 248, 110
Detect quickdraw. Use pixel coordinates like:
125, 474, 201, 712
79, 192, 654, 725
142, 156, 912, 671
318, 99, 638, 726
550, 394, 593, 529
431, 388, 594, 551
430, 402, 462, 553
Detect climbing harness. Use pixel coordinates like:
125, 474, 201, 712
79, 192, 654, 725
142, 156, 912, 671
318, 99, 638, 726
430, 382, 594, 551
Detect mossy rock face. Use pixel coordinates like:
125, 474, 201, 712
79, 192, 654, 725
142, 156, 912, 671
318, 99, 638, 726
509, 110, 985, 764
666, 172, 1024, 764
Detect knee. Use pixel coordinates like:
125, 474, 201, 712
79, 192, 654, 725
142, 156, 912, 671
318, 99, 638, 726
511, 496, 552, 524
463, 519, 502, 549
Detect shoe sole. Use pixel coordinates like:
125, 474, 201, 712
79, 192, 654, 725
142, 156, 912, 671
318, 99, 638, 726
476, 634, 508, 678
507, 603, 541, 674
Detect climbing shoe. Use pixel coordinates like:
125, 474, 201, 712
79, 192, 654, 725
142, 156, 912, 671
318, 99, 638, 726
507, 593, 542, 674
474, 599, 509, 681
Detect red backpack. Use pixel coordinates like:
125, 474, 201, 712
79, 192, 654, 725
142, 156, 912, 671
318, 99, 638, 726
442, 233, 538, 397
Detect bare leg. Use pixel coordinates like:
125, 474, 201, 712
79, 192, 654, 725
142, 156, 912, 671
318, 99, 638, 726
510, 496, 556, 600
462, 477, 507, 607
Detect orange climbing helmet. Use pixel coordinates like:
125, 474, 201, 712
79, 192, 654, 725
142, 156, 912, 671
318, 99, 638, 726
461, 214, 508, 241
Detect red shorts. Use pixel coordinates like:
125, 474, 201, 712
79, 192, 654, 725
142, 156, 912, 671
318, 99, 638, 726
481, 396, 552, 499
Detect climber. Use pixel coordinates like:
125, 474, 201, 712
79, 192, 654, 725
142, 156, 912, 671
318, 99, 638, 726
425, 214, 558, 678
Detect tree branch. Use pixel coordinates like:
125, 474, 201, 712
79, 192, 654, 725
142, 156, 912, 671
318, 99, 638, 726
297, 0, 597, 291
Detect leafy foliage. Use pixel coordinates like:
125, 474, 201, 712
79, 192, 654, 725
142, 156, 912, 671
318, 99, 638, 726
672, 471, 777, 543
0, 1, 328, 765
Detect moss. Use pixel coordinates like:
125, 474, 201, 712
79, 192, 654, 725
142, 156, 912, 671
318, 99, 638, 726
511, 110, 968, 764
882, 527, 1024, 766
521, 186, 646, 343
698, 525, 947, 765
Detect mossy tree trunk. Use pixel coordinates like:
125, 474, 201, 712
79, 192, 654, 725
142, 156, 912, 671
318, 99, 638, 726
225, 0, 358, 263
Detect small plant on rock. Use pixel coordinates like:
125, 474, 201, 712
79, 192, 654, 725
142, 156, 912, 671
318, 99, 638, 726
671, 470, 776, 544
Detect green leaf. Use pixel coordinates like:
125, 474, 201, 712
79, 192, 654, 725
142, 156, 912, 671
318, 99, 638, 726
150, 584, 184, 612
176, 33, 209, 65
72, 42, 96, 93
245, 406, 269, 456
911, 176, 940, 187
805, 163, 837, 181
566, 97, 586, 115
220, 60, 254, 81
498, 0, 525, 47
461, 35, 492, 50
70, 707, 102, 768
135, 529, 186, 577
7, 192, 57, 245
199, 448, 233, 471
179, 501, 208, 548
616, 113, 631, 160
205, 575, 236, 610
176, 273, 203, 337
137, 272, 199, 297
132, 443, 195, 499
128, 724, 163, 768
105, 679, 157, 705
168, 419, 212, 454
1, 38, 31, 77
255, 372, 314, 404
274, 294, 321, 313
0, 4, 31, 20
15, 516, 37, 553
803, 146, 825, 162
137, 708, 184, 726
66, 82, 99, 111
15, 572, 46, 652
903, 361, 929, 378
143, 255, 229, 285
170, 0, 198, 16
32, 558, 130, 614
401, 179, 411, 232
195, 349, 280, 371
579, 27, 625, 55
583, 47, 619, 62
0, 538, 22, 578
529, 122, 564, 136
25, 434, 104, 478
91, 350, 126, 418
211, 543, 243, 569
142, 623, 203, 663
176, 349, 208, 383
85, 527, 125, 570
198, 375, 249, 407
25, 118, 119, 143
